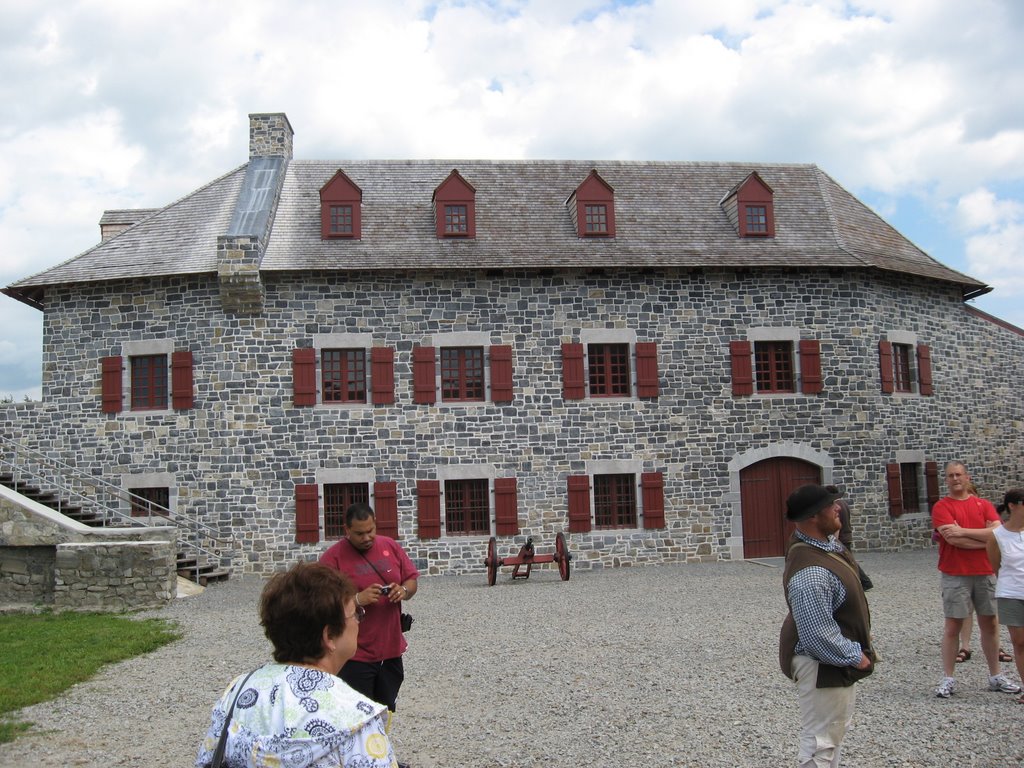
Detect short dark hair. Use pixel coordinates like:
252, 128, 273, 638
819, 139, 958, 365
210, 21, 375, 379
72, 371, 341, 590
998, 488, 1024, 515
260, 561, 355, 664
345, 502, 375, 528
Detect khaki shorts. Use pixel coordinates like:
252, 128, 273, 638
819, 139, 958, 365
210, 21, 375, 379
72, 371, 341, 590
941, 573, 997, 618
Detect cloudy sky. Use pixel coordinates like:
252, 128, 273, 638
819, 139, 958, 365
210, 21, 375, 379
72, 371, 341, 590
2, 0, 1023, 400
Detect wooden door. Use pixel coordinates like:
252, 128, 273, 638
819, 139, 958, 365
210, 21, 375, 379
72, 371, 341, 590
740, 458, 821, 558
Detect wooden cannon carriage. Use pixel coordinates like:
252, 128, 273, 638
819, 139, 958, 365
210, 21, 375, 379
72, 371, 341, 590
483, 533, 572, 585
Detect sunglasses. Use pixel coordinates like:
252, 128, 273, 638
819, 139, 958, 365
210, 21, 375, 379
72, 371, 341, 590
346, 605, 366, 624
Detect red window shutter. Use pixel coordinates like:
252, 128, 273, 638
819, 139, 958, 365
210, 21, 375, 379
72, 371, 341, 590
494, 477, 519, 536
636, 342, 659, 398
925, 461, 941, 510
171, 351, 194, 410
374, 481, 399, 539
878, 340, 894, 394
917, 344, 934, 396
293, 348, 317, 406
729, 340, 753, 396
641, 472, 665, 529
567, 475, 592, 533
885, 463, 904, 518
562, 343, 585, 400
798, 339, 822, 395
417, 480, 441, 539
295, 484, 320, 543
413, 346, 437, 404
371, 347, 396, 405
490, 345, 513, 403
101, 356, 123, 413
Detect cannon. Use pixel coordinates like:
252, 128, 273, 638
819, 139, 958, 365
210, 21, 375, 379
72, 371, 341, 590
484, 533, 572, 585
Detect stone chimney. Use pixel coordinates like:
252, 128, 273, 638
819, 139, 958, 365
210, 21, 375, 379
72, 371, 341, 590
248, 112, 294, 160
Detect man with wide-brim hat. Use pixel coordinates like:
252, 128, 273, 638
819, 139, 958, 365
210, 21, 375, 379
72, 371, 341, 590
778, 484, 874, 768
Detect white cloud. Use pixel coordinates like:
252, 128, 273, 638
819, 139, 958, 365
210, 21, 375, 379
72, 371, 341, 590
956, 188, 1024, 297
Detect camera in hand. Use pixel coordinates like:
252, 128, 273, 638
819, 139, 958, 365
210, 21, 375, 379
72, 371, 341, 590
379, 585, 391, 595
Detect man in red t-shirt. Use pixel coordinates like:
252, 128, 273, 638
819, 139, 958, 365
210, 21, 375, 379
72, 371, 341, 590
319, 503, 419, 716
931, 461, 1019, 697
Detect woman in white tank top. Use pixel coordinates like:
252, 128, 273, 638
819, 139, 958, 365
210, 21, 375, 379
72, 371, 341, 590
987, 488, 1024, 703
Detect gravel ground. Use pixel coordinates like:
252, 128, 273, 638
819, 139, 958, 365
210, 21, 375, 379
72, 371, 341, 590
1, 549, 1022, 768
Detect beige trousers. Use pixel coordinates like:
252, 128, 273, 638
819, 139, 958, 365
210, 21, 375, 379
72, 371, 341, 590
792, 654, 857, 768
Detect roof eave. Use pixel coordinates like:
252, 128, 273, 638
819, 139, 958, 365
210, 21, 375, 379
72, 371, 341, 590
1, 286, 44, 311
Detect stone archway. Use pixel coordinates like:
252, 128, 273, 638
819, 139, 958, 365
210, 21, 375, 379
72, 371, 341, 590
725, 444, 834, 559
739, 457, 821, 557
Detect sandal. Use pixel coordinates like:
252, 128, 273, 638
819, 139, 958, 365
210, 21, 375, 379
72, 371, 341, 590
999, 648, 1013, 662
956, 648, 972, 663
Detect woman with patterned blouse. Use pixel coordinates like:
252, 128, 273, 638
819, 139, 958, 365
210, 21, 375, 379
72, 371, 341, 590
196, 562, 397, 768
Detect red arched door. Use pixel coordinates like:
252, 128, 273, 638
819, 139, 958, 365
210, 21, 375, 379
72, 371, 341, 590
740, 457, 822, 558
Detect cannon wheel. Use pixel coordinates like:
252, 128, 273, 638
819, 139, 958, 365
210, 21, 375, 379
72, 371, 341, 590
486, 537, 498, 586
555, 531, 571, 581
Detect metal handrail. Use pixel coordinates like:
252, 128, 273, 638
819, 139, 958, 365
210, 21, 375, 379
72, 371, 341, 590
0, 433, 234, 580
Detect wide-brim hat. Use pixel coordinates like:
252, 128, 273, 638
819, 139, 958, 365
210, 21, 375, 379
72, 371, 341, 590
786, 484, 843, 521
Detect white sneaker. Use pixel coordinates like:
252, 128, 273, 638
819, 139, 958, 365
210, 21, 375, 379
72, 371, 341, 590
988, 674, 1022, 694
935, 676, 956, 698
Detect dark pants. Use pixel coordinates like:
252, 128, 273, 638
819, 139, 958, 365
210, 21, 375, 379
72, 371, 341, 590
340, 656, 405, 711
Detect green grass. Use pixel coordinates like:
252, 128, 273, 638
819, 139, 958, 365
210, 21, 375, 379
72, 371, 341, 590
0, 611, 180, 743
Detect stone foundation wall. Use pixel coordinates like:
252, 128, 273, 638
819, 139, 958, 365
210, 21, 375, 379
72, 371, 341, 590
0, 546, 55, 604
0, 491, 177, 610
54, 540, 176, 611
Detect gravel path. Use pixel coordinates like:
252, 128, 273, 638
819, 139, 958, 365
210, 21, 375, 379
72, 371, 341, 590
1, 549, 1021, 767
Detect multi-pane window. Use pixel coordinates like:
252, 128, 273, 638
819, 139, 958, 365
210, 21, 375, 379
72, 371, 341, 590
441, 347, 485, 401
585, 204, 608, 234
322, 349, 367, 403
594, 474, 637, 528
900, 463, 920, 513
444, 479, 489, 535
445, 205, 469, 235
130, 355, 168, 410
129, 486, 169, 517
329, 205, 353, 235
588, 343, 630, 397
754, 341, 795, 393
323, 482, 370, 539
744, 205, 768, 234
892, 344, 913, 393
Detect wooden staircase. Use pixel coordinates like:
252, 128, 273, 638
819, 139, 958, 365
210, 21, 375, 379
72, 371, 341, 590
0, 470, 230, 586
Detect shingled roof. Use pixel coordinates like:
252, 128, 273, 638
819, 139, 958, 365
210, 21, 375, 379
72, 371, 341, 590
3, 151, 989, 310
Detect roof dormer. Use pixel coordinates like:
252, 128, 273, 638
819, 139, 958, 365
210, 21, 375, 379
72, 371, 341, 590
433, 170, 476, 239
320, 170, 362, 239
721, 172, 775, 238
567, 170, 615, 238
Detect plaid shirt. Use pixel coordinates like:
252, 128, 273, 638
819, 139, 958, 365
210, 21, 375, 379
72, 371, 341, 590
787, 531, 864, 667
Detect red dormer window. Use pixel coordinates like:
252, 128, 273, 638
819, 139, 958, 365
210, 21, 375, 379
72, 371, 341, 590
433, 170, 476, 238
732, 172, 775, 238
568, 170, 615, 238
320, 170, 362, 239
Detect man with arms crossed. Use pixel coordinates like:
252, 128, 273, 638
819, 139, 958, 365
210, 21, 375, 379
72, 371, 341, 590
932, 460, 1020, 697
779, 484, 874, 768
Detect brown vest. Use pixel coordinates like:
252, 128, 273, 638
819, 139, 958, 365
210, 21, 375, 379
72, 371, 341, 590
778, 534, 874, 687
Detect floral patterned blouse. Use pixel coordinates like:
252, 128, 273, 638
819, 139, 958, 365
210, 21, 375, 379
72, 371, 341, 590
195, 663, 396, 768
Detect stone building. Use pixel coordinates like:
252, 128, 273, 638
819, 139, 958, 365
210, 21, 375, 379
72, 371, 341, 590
3, 111, 1023, 577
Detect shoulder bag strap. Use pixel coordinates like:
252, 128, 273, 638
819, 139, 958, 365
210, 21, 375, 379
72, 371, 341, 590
350, 539, 389, 583
210, 667, 260, 768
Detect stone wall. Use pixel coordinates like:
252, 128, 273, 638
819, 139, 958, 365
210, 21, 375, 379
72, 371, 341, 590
1, 265, 1022, 577
0, 490, 177, 610
54, 540, 176, 611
